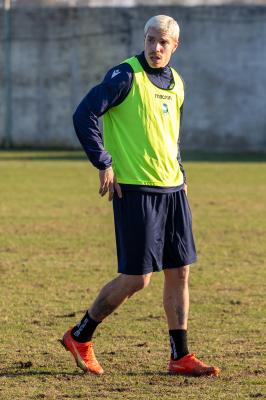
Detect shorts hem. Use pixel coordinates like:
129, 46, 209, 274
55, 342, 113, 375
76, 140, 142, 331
163, 258, 197, 269
117, 257, 197, 274
117, 265, 162, 275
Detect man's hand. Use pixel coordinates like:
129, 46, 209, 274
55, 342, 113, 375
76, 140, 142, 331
99, 167, 122, 201
183, 183, 188, 196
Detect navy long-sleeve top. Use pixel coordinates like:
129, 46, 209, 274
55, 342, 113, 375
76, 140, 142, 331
73, 52, 186, 192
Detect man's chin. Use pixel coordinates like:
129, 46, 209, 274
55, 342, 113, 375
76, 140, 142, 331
149, 60, 163, 69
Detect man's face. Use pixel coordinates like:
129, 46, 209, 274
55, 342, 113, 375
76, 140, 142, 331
144, 27, 178, 69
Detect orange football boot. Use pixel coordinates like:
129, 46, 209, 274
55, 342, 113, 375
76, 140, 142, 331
168, 353, 220, 377
60, 328, 103, 375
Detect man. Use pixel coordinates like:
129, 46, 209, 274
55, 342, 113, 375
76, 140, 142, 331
61, 15, 220, 377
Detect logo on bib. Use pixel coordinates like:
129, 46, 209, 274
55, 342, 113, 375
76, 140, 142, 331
155, 94, 172, 100
162, 103, 168, 114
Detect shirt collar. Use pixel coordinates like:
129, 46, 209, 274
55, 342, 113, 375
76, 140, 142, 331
136, 51, 170, 75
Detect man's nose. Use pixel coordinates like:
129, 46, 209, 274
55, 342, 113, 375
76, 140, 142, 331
153, 41, 162, 52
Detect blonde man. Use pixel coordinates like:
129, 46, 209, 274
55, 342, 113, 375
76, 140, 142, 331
61, 15, 220, 377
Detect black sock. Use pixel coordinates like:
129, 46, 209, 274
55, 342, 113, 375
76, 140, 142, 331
169, 329, 189, 360
71, 311, 101, 343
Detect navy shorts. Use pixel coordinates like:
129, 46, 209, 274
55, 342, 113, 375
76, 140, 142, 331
113, 189, 197, 275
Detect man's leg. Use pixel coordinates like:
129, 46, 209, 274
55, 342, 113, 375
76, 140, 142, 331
164, 266, 220, 376
89, 272, 152, 321
163, 266, 189, 330
61, 273, 152, 374
163, 266, 190, 360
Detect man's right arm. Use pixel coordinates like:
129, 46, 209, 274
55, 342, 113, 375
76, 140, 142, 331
73, 63, 133, 170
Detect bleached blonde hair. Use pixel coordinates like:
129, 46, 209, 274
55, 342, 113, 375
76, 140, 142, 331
144, 15, 180, 41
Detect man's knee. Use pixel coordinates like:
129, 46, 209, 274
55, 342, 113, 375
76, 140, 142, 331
164, 265, 190, 283
176, 265, 190, 281
121, 272, 152, 295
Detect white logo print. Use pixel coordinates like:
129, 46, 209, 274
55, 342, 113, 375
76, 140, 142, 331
111, 69, 121, 79
162, 103, 168, 114
170, 336, 177, 359
73, 317, 88, 337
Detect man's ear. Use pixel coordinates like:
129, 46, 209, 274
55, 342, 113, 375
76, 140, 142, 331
172, 39, 179, 54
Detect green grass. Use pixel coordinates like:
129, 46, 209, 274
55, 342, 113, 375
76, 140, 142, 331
0, 151, 265, 400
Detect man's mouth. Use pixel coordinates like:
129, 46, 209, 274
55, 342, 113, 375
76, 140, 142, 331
150, 55, 161, 62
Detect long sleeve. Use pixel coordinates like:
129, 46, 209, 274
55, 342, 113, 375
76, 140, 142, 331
73, 63, 133, 170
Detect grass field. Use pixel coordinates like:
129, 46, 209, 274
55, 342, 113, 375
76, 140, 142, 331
0, 151, 265, 400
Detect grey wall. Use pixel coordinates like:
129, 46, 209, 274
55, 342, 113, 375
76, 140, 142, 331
2, 1, 266, 7
0, 6, 266, 151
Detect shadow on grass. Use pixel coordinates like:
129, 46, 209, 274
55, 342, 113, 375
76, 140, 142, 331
1, 150, 266, 162
126, 371, 170, 377
54, 309, 87, 318
0, 369, 171, 378
0, 369, 82, 378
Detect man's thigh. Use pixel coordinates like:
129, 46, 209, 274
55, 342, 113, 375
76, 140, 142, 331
163, 190, 197, 269
113, 191, 168, 275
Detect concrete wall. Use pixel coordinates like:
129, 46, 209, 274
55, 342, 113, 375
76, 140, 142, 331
2, 1, 266, 7
0, 6, 266, 151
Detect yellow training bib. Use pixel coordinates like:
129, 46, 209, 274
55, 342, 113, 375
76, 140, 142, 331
103, 56, 184, 187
